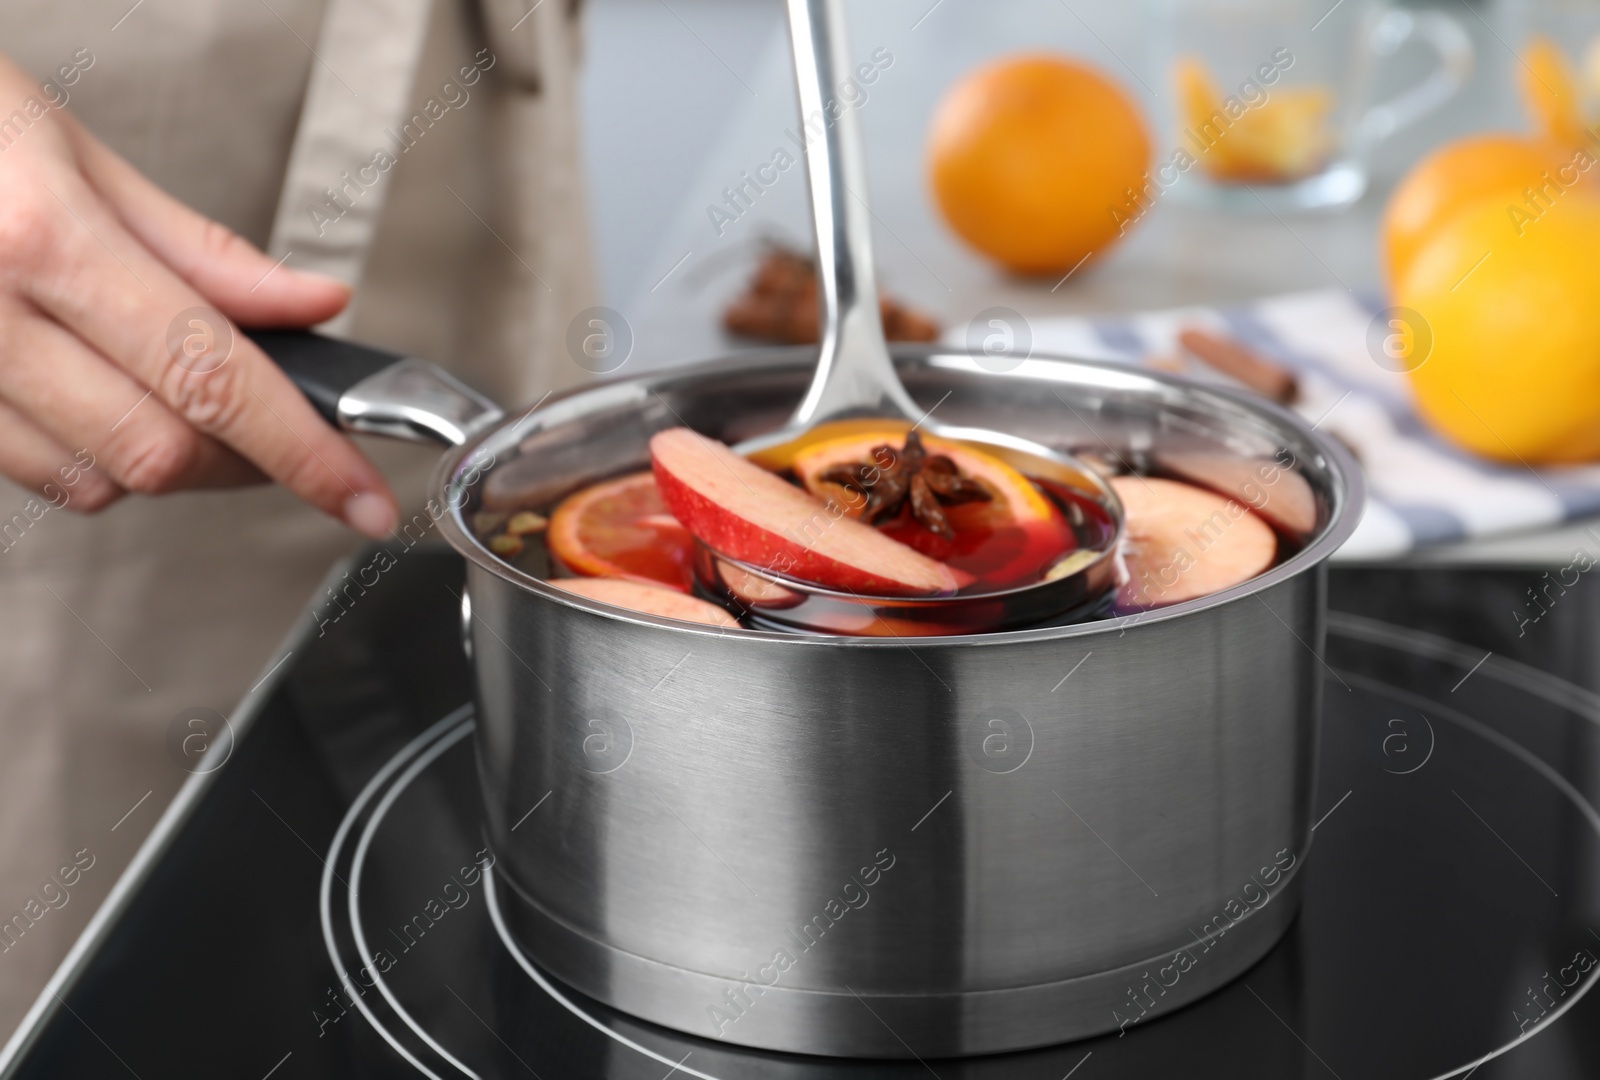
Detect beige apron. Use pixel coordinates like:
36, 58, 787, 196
0, 0, 594, 1037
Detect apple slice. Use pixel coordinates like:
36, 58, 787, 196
550, 577, 741, 628
1155, 452, 1316, 539
547, 470, 695, 592
1111, 476, 1277, 609
713, 557, 805, 609
649, 427, 962, 597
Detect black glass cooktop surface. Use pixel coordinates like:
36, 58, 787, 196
3, 549, 1598, 1079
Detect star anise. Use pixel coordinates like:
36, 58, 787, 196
818, 431, 991, 540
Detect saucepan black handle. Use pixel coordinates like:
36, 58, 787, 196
246, 329, 407, 428
245, 328, 506, 448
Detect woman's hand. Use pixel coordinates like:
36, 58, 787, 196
0, 54, 398, 537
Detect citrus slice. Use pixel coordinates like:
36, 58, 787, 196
792, 429, 1054, 526
1175, 55, 1237, 176
550, 578, 740, 628
1519, 35, 1587, 149
547, 471, 695, 592
790, 428, 1074, 591
1219, 86, 1334, 182
1174, 55, 1332, 182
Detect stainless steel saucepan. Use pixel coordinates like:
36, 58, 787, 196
251, 320, 1363, 1057
246, 0, 1360, 1057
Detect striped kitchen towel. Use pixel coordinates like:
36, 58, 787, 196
961, 288, 1600, 560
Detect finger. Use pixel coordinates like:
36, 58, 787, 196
0, 398, 123, 514
60, 113, 350, 327
21, 173, 399, 537
0, 296, 263, 492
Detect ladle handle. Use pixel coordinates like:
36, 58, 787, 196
785, 0, 920, 426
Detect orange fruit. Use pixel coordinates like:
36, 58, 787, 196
546, 471, 695, 591
1174, 56, 1333, 183
926, 54, 1151, 275
1396, 192, 1600, 464
1381, 133, 1588, 289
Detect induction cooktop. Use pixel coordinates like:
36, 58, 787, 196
2, 548, 1597, 1079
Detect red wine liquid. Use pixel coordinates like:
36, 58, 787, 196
876, 478, 1116, 595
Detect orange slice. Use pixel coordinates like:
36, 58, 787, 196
1174, 55, 1333, 182
1175, 56, 1234, 172
1218, 86, 1334, 181
790, 428, 1073, 591
1519, 35, 1587, 148
547, 471, 695, 592
791, 429, 1055, 528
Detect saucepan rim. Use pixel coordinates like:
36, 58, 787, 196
432, 344, 1365, 647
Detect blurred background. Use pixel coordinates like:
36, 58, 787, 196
573, 0, 1600, 573
578, 0, 1512, 313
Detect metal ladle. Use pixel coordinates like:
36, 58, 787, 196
728, 0, 1120, 612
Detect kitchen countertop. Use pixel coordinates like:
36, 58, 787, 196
578, 0, 1587, 567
